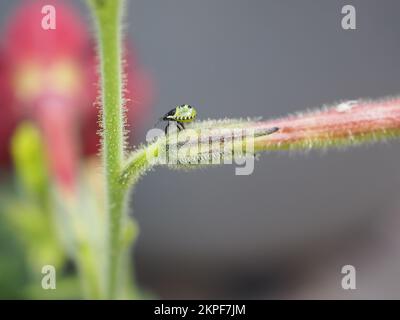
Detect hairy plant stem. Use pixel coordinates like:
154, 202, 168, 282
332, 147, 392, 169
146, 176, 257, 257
87, 0, 127, 299
121, 98, 400, 185
87, 0, 400, 299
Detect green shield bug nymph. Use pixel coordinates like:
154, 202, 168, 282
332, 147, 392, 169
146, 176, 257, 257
157, 104, 197, 134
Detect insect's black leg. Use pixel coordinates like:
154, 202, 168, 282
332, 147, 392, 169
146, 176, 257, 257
164, 122, 170, 135
177, 122, 185, 131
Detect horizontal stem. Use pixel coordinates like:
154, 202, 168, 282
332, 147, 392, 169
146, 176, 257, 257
253, 98, 400, 150
120, 97, 400, 187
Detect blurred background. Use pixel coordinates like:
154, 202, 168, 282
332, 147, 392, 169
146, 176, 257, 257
1, 0, 400, 299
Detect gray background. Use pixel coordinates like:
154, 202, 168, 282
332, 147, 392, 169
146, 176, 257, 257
3, 0, 400, 298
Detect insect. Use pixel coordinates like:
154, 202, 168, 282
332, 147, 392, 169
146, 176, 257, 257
157, 104, 197, 134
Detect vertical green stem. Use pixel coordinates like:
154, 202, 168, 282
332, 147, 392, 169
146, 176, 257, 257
87, 0, 126, 299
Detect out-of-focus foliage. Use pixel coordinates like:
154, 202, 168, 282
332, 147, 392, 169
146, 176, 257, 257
0, 211, 29, 299
0, 0, 152, 299
0, 122, 79, 298
11, 122, 48, 204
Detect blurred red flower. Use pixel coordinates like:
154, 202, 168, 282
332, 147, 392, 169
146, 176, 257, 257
0, 0, 152, 191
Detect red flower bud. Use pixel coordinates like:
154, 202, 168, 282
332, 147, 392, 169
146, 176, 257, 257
0, 0, 152, 191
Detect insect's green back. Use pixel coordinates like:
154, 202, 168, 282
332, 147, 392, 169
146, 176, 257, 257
165, 104, 197, 123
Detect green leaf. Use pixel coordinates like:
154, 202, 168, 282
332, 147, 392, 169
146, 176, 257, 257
11, 121, 49, 203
